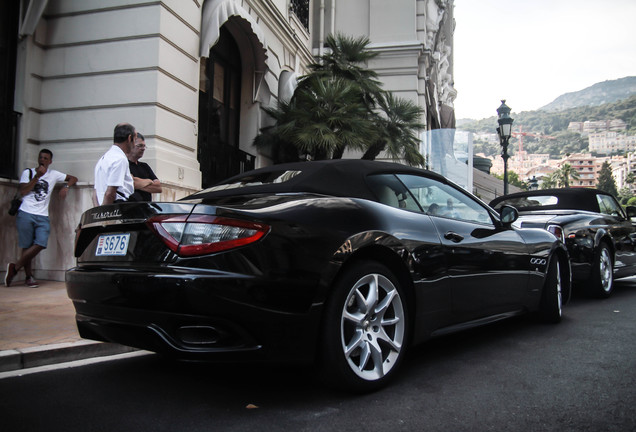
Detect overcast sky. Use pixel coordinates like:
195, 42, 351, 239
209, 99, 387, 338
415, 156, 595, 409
452, 0, 636, 120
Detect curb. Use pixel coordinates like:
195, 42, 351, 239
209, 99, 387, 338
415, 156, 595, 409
0, 340, 138, 373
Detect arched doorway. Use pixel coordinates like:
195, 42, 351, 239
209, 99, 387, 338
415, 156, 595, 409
198, 26, 253, 188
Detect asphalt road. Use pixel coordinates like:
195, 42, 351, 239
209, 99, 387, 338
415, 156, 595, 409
1, 280, 635, 432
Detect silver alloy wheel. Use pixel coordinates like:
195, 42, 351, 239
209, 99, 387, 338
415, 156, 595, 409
599, 247, 613, 293
340, 273, 405, 381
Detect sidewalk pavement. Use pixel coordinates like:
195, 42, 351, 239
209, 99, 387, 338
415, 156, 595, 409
0, 279, 136, 373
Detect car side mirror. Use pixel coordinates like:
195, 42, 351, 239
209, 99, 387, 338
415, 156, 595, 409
626, 206, 636, 219
499, 205, 518, 226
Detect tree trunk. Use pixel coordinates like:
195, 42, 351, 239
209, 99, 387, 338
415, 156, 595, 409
361, 140, 385, 160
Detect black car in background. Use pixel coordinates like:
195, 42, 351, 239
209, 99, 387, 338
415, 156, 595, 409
67, 160, 570, 392
491, 188, 636, 298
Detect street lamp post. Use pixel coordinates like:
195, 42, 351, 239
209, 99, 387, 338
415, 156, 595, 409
497, 100, 514, 195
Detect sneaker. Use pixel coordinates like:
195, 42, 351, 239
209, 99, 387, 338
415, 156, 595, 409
25, 276, 39, 288
5, 263, 16, 287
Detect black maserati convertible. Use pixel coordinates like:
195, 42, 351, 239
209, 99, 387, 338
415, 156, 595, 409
67, 160, 569, 391
490, 188, 636, 298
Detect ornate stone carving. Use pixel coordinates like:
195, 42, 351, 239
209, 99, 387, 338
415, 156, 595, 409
425, 0, 447, 48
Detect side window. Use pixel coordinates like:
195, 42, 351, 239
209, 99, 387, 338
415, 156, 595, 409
366, 174, 422, 211
396, 174, 494, 225
597, 194, 624, 218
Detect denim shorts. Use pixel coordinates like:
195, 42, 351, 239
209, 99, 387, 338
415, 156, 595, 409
16, 210, 50, 249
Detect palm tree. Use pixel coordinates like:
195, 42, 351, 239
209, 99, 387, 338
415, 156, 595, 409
255, 77, 377, 160
362, 92, 425, 166
540, 173, 559, 189
305, 33, 384, 107
254, 33, 425, 165
555, 163, 580, 187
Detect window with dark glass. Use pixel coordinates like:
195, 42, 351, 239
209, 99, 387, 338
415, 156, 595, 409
367, 174, 493, 225
290, 0, 309, 30
198, 26, 250, 188
597, 194, 624, 217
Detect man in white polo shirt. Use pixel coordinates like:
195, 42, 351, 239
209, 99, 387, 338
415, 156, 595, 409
94, 123, 136, 205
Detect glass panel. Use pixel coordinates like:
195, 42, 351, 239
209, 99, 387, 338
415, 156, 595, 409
397, 174, 493, 225
492, 195, 559, 210
421, 129, 473, 191
199, 61, 208, 93
213, 62, 224, 103
597, 194, 624, 217
366, 174, 422, 211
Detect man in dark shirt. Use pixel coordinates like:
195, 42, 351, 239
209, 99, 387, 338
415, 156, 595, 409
128, 133, 162, 201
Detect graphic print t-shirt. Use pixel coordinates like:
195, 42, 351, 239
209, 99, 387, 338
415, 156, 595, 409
19, 168, 67, 217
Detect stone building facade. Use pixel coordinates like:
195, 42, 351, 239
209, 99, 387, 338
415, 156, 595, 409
1, 0, 456, 281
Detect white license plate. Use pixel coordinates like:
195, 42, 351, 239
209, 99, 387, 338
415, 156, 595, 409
96, 233, 130, 256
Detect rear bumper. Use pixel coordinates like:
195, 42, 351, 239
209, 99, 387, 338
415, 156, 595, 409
66, 267, 323, 363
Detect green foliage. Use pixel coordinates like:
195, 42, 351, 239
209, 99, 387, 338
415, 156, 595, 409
254, 33, 425, 166
554, 163, 580, 188
627, 196, 636, 206
461, 95, 636, 158
535, 164, 580, 189
540, 173, 558, 189
472, 138, 494, 157
362, 92, 425, 165
618, 186, 634, 204
541, 77, 636, 112
462, 94, 636, 133
492, 170, 527, 190
596, 161, 618, 196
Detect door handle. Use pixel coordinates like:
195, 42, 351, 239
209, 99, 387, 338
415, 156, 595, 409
444, 231, 464, 243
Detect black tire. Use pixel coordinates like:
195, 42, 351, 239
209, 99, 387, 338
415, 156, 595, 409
539, 256, 563, 323
589, 242, 613, 298
320, 261, 409, 393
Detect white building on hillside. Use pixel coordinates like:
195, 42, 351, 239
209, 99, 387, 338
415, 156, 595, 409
589, 130, 636, 155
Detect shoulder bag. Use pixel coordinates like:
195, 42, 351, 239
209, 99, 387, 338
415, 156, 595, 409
8, 169, 33, 216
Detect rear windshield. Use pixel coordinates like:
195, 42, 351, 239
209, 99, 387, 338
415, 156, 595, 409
199, 170, 302, 193
493, 195, 559, 210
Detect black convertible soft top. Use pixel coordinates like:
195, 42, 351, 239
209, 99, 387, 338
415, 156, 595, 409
489, 188, 614, 213
186, 159, 447, 201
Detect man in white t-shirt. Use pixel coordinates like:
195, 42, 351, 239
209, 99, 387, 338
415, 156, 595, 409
5, 149, 78, 287
94, 123, 136, 205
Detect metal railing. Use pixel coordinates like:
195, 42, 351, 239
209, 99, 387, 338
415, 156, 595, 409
206, 144, 255, 186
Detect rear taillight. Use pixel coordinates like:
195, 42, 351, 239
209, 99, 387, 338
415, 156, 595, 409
547, 224, 564, 242
147, 215, 269, 257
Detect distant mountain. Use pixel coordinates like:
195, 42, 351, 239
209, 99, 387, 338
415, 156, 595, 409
539, 76, 636, 112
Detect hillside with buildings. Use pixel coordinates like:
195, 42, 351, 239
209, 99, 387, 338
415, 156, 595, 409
459, 82, 636, 193
466, 95, 635, 159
